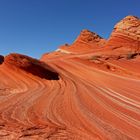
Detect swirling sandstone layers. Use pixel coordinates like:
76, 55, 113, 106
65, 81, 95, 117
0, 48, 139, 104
4, 53, 59, 80
59, 29, 106, 53
106, 16, 140, 52
0, 15, 140, 140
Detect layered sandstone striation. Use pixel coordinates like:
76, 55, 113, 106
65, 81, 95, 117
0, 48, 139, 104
0, 15, 140, 139
73, 29, 105, 45
4, 53, 59, 80
107, 15, 140, 52
59, 29, 106, 53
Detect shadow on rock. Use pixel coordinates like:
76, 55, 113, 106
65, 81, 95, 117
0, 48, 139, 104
4, 53, 59, 80
0, 55, 4, 64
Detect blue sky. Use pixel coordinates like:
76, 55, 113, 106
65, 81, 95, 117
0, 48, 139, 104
0, 0, 139, 58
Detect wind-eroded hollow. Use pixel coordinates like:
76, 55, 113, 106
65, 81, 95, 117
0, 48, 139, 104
4, 53, 59, 80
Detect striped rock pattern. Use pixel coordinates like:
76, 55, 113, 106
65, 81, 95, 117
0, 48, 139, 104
0, 15, 140, 139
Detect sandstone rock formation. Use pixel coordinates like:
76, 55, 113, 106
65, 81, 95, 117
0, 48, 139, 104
0, 15, 140, 139
59, 29, 106, 53
74, 29, 104, 44
4, 53, 59, 80
107, 15, 140, 52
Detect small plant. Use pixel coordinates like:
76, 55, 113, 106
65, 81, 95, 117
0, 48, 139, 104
126, 53, 137, 60
90, 55, 101, 60
65, 43, 69, 46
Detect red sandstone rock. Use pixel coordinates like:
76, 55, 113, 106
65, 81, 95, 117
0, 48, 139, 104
59, 29, 106, 53
74, 29, 104, 44
107, 15, 140, 52
4, 53, 59, 80
0, 15, 140, 139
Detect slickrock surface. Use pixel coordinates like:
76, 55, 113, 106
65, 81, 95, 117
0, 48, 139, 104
0, 15, 140, 140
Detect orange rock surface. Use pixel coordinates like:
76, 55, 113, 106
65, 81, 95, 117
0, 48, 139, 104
0, 15, 140, 139
60, 29, 106, 53
106, 15, 140, 52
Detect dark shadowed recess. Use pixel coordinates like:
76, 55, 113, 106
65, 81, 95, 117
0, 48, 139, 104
4, 53, 59, 80
0, 55, 4, 64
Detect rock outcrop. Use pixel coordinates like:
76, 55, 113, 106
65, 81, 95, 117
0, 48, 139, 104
74, 29, 104, 45
59, 29, 106, 53
107, 15, 140, 52
4, 53, 59, 80
0, 15, 140, 140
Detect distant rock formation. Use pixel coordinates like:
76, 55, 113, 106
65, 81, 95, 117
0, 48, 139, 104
59, 29, 106, 53
74, 29, 104, 44
107, 15, 140, 52
113, 16, 140, 39
71, 29, 106, 48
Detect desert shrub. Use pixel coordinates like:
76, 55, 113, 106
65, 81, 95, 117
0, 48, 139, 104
65, 43, 69, 46
126, 53, 137, 60
90, 55, 101, 60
